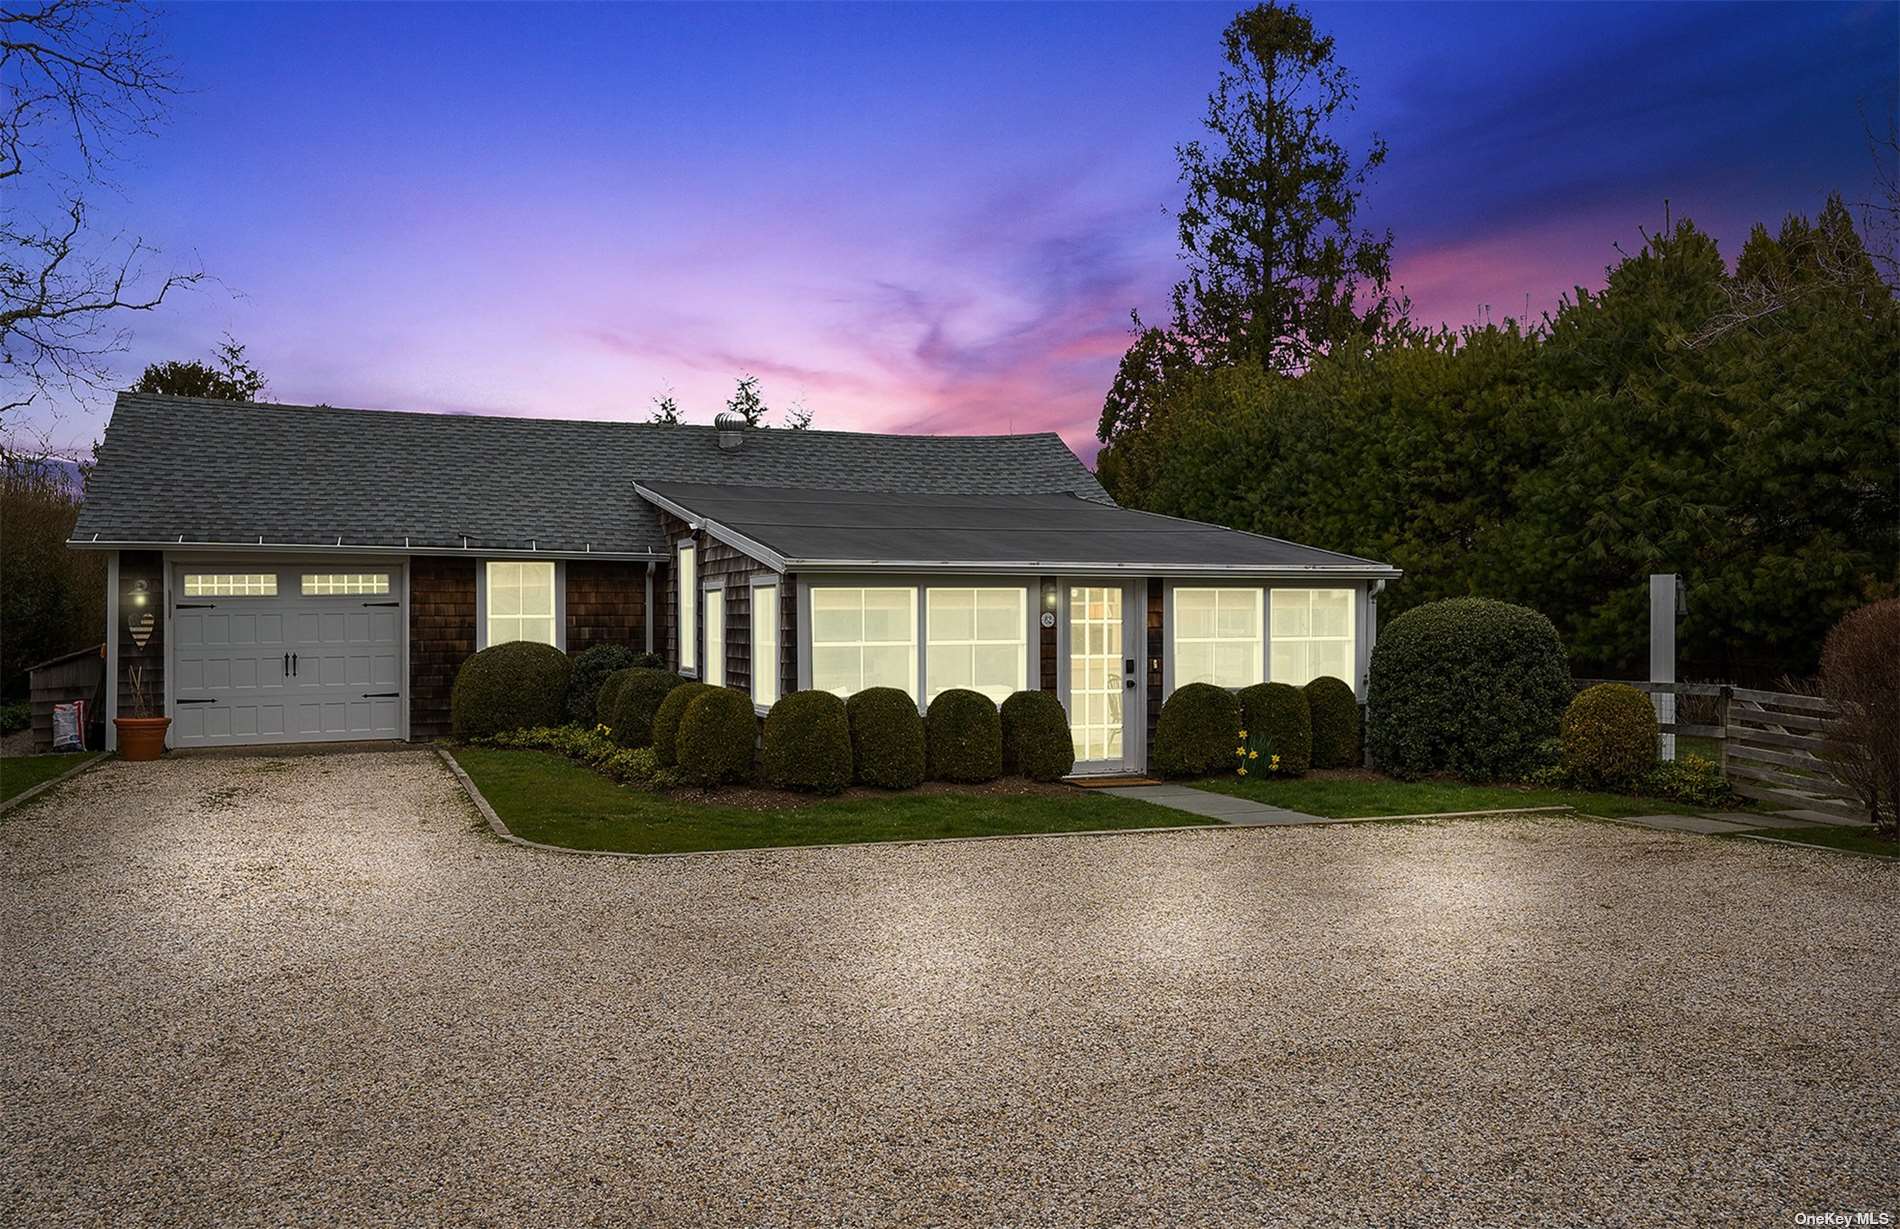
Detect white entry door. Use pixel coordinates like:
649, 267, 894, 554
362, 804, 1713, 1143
170, 564, 404, 747
1064, 581, 1140, 775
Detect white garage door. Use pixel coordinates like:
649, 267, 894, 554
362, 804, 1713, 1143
170, 564, 404, 747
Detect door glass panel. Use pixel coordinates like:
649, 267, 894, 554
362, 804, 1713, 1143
1068, 585, 1123, 765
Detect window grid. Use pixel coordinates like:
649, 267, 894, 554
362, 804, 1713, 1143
677, 545, 697, 672
752, 584, 779, 708
486, 561, 556, 648
183, 573, 278, 597
301, 572, 390, 596
926, 587, 1027, 703
704, 588, 725, 688
810, 587, 917, 700
1174, 587, 1263, 689
1270, 588, 1355, 687
1069, 585, 1123, 764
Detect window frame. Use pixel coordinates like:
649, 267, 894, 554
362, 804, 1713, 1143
1268, 587, 1358, 689
476, 560, 564, 651
1167, 585, 1265, 693
750, 574, 780, 712
676, 539, 697, 676
924, 585, 1031, 705
804, 583, 920, 702
703, 581, 725, 688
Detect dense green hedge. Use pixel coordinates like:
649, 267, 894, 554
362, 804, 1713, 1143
1151, 683, 1241, 778
596, 668, 636, 731
565, 644, 641, 725
676, 687, 757, 786
451, 641, 573, 741
1560, 683, 1658, 789
1000, 690, 1074, 782
652, 681, 715, 767
925, 689, 1003, 783
846, 687, 926, 788
1365, 598, 1570, 781
1304, 676, 1361, 769
1237, 682, 1311, 776
608, 667, 686, 749
763, 690, 853, 793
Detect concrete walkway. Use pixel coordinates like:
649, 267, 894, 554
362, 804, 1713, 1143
1098, 784, 1328, 826
1618, 810, 1871, 836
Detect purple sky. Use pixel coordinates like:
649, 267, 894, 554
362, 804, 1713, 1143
19, 1, 1898, 461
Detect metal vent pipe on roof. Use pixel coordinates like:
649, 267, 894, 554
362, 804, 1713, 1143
714, 410, 747, 450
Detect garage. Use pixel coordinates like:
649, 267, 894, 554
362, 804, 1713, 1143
169, 563, 405, 748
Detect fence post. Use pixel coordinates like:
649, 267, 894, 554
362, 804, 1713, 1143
1650, 574, 1677, 761
1716, 684, 1730, 779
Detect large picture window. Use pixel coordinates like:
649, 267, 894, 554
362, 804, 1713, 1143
926, 587, 1026, 703
704, 587, 725, 687
677, 543, 697, 673
811, 587, 916, 699
1173, 587, 1262, 689
752, 582, 779, 708
486, 562, 556, 647
1270, 589, 1355, 687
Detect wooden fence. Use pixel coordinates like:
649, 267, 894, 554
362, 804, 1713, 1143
1575, 679, 1869, 823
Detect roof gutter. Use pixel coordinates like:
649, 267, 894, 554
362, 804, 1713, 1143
65, 537, 665, 562
785, 558, 1404, 578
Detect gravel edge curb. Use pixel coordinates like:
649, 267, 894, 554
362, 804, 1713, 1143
0, 752, 108, 817
432, 745, 1246, 861
1731, 831, 1900, 862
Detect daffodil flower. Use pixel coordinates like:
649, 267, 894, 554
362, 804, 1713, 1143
1249, 750, 1258, 760
1237, 766, 1247, 777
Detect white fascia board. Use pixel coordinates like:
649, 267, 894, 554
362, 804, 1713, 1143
631, 484, 789, 572
65, 539, 663, 562
786, 558, 1403, 579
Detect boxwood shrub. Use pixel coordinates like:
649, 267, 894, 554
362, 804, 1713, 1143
651, 681, 715, 767
595, 668, 636, 731
608, 666, 687, 749
846, 687, 926, 788
1365, 597, 1570, 781
1560, 683, 1659, 789
451, 641, 573, 741
763, 690, 853, 793
1151, 682, 1241, 778
925, 688, 1003, 783
1000, 690, 1074, 782
565, 644, 641, 725
1237, 682, 1311, 776
676, 687, 758, 786
1304, 676, 1362, 769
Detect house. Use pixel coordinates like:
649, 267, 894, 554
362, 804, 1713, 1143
71, 393, 1401, 775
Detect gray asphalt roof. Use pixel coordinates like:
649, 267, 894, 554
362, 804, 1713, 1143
71, 394, 1112, 554
636, 481, 1399, 574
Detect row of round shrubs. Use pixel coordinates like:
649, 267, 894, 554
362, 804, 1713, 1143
1151, 676, 1361, 778
451, 641, 667, 743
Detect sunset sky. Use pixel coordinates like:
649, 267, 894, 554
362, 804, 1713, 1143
19, 0, 1898, 460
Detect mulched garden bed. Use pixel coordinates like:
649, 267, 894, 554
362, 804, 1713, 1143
658, 776, 1080, 813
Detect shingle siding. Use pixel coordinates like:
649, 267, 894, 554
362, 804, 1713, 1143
409, 558, 477, 740
564, 560, 647, 654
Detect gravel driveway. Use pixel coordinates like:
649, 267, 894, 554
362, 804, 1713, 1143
3, 750, 1895, 1226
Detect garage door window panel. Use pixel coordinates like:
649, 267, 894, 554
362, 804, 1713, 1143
302, 573, 390, 596
184, 573, 277, 597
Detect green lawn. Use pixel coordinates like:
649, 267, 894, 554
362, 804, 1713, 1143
1193, 773, 1716, 819
1724, 825, 1900, 858
453, 747, 1201, 854
0, 752, 102, 805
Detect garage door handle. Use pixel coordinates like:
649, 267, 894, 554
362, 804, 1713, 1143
175, 698, 217, 705
362, 692, 400, 699
176, 603, 215, 609
362, 601, 399, 607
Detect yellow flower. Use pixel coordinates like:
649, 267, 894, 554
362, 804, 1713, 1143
1237, 766, 1247, 777
1235, 746, 1245, 756
1238, 729, 1248, 738
1249, 750, 1259, 760
1271, 754, 1281, 766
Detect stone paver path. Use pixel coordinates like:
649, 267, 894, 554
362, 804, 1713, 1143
1099, 783, 1326, 825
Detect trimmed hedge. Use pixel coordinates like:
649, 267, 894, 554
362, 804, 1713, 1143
1365, 598, 1570, 781
763, 690, 853, 793
1000, 690, 1074, 782
676, 687, 757, 786
925, 689, 1003, 783
451, 641, 573, 741
1304, 676, 1361, 769
566, 644, 641, 726
1237, 682, 1311, 776
608, 667, 687, 749
1151, 683, 1242, 778
1560, 683, 1659, 789
846, 687, 926, 788
596, 668, 636, 731
652, 681, 715, 767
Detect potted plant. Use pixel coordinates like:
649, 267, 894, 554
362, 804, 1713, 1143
114, 664, 170, 761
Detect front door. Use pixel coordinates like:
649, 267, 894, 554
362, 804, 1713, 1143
1064, 581, 1139, 775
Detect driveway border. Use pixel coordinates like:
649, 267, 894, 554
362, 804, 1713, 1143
0, 752, 107, 817
432, 746, 1588, 861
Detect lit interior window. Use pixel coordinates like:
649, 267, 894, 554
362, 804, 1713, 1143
301, 573, 390, 595
678, 544, 697, 672
486, 561, 556, 647
704, 587, 725, 687
1173, 587, 1263, 689
1270, 589, 1355, 687
183, 573, 277, 597
752, 583, 779, 708
926, 587, 1026, 703
811, 586, 916, 700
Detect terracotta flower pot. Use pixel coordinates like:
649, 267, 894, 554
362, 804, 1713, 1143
114, 716, 171, 762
